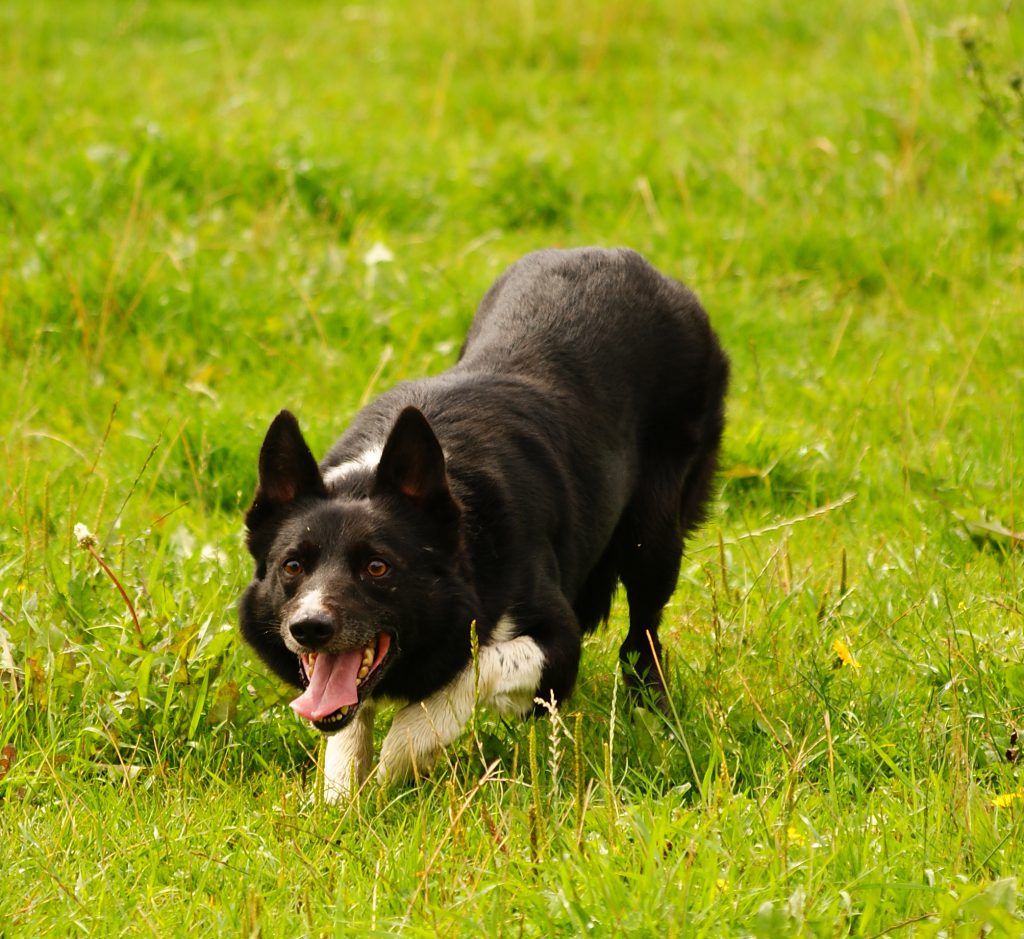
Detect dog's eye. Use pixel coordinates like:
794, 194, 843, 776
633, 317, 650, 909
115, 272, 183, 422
366, 559, 390, 578
282, 558, 304, 577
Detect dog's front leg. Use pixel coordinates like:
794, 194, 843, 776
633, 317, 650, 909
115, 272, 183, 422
323, 704, 376, 803
378, 635, 546, 784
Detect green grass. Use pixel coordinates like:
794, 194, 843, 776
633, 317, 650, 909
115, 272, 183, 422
2, 0, 1023, 934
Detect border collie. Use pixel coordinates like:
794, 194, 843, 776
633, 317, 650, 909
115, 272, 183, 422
239, 247, 728, 801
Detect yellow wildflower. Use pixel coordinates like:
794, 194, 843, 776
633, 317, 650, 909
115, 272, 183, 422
991, 790, 1024, 809
832, 638, 861, 671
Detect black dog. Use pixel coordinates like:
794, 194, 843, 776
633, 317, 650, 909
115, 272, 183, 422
239, 248, 728, 799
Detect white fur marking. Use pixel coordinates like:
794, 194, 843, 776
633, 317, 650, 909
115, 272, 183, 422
323, 446, 384, 488
377, 629, 546, 784
283, 588, 331, 652
489, 615, 519, 645
323, 704, 376, 803
287, 588, 328, 629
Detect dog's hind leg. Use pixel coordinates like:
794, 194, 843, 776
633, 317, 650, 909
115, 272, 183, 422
616, 453, 708, 709
618, 437, 722, 709
323, 704, 376, 803
616, 500, 680, 709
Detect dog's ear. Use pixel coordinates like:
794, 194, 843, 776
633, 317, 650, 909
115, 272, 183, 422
254, 410, 326, 506
245, 411, 326, 561
374, 407, 461, 532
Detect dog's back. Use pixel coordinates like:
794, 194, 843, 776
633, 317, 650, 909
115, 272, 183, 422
463, 249, 729, 691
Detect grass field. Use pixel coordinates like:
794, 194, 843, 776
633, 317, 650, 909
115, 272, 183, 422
2, 0, 1023, 934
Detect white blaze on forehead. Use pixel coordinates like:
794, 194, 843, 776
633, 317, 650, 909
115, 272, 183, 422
288, 587, 329, 625
323, 446, 384, 489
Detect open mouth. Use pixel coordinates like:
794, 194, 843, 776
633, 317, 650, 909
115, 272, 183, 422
290, 631, 394, 733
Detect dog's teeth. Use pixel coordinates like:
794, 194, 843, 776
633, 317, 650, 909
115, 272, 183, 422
319, 706, 352, 726
357, 665, 369, 681
308, 653, 318, 675
362, 645, 374, 667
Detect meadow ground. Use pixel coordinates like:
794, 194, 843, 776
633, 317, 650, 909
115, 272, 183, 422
1, 0, 1023, 935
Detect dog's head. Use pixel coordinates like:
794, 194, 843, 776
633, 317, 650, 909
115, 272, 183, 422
239, 406, 468, 733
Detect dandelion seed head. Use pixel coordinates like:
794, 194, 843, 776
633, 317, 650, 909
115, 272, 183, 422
74, 523, 97, 549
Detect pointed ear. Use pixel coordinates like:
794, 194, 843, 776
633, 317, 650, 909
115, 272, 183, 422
374, 407, 450, 501
254, 410, 326, 505
373, 409, 461, 534
245, 411, 326, 557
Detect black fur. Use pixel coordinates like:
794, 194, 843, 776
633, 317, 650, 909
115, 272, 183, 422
239, 247, 728, 721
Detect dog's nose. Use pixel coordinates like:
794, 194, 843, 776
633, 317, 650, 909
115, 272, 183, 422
289, 616, 333, 649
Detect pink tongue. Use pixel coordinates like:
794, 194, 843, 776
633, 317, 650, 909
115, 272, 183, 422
290, 650, 363, 721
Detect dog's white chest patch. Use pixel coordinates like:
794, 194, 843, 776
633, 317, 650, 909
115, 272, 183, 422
376, 618, 546, 784
320, 617, 547, 801
323, 704, 376, 802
